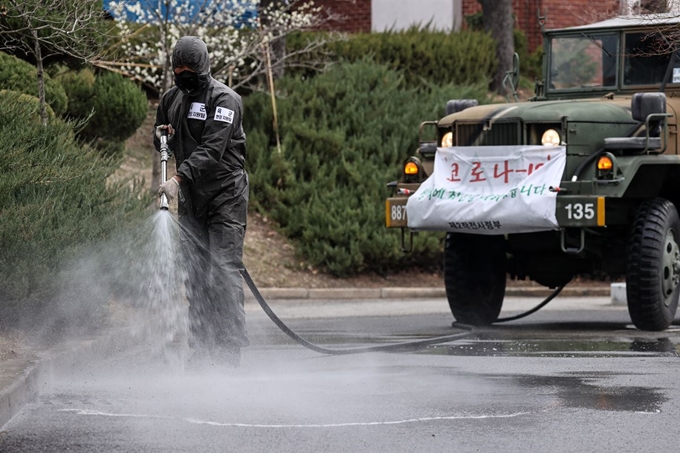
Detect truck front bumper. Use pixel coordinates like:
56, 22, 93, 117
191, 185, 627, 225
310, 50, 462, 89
387, 195, 616, 229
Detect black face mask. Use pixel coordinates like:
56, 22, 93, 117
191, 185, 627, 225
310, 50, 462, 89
174, 70, 199, 94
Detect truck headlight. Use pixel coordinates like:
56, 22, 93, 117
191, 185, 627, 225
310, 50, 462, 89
541, 129, 561, 146
441, 132, 453, 148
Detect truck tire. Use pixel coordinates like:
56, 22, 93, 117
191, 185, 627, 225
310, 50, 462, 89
626, 198, 680, 331
444, 233, 506, 325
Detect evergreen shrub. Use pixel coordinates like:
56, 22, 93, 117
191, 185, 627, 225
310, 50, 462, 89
245, 61, 488, 276
58, 67, 96, 119
58, 69, 148, 156
0, 90, 148, 327
286, 28, 496, 88
0, 52, 68, 116
0, 89, 55, 120
526, 46, 544, 81
508, 29, 544, 90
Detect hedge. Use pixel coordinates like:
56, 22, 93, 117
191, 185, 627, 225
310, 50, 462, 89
58, 68, 148, 156
286, 27, 496, 88
0, 90, 149, 329
245, 61, 489, 276
0, 52, 68, 116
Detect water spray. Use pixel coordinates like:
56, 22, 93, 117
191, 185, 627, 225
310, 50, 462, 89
159, 129, 170, 211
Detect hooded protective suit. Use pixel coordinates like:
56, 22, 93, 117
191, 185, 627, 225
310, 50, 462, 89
154, 36, 249, 358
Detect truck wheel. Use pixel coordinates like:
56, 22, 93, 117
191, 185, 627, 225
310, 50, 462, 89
444, 233, 506, 325
627, 198, 680, 331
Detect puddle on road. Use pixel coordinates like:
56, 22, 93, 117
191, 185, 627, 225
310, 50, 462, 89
507, 373, 667, 413
292, 329, 680, 358
420, 337, 680, 358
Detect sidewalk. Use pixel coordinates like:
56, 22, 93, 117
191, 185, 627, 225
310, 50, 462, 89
2, 284, 613, 431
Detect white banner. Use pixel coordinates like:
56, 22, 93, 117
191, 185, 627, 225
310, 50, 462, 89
406, 146, 567, 234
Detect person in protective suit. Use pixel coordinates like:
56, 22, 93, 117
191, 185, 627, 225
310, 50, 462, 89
155, 36, 248, 367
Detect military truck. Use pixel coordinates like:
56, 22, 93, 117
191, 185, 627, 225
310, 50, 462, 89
386, 14, 680, 331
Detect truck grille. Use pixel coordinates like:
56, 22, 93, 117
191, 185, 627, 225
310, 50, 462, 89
456, 121, 520, 146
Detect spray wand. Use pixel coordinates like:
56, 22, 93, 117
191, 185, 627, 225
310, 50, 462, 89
159, 129, 170, 211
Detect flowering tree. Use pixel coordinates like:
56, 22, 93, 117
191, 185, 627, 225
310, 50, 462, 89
98, 0, 338, 94
98, 0, 341, 188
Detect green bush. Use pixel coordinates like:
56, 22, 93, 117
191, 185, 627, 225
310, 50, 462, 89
58, 67, 96, 119
0, 89, 55, 121
513, 29, 543, 81
0, 90, 149, 327
0, 52, 67, 116
89, 71, 148, 141
245, 61, 489, 276
526, 45, 544, 81
58, 69, 148, 156
286, 28, 496, 88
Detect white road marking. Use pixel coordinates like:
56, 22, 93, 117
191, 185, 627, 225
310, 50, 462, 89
59, 408, 532, 428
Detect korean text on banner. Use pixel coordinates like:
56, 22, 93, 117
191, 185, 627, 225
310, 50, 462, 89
406, 146, 567, 234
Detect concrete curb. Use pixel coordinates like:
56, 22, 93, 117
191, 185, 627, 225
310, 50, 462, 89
0, 358, 48, 430
246, 286, 612, 300
0, 329, 141, 431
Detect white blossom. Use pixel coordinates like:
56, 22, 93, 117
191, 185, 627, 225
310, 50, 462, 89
99, 0, 333, 92
96, 0, 343, 94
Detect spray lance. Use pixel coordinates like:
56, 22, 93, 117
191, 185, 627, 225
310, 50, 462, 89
159, 128, 170, 211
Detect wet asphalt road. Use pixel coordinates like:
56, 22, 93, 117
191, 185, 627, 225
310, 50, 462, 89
2, 296, 680, 452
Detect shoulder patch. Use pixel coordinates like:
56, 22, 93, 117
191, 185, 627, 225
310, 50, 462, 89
187, 102, 207, 121
214, 106, 234, 124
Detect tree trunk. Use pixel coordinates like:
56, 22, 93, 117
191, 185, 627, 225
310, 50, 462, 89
480, 0, 514, 94
32, 29, 48, 126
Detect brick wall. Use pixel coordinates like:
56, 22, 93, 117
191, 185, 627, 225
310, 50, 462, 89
313, 0, 624, 48
462, 0, 622, 52
314, 0, 372, 33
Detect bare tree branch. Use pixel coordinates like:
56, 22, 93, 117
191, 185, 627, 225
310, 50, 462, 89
0, 0, 110, 124
102, 0, 345, 94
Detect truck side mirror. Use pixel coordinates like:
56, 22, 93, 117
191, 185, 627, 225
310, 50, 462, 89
632, 93, 666, 137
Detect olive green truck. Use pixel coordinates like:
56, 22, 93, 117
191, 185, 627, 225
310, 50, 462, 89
386, 14, 680, 331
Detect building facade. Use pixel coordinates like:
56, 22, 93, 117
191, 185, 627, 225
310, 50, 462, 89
315, 0, 678, 52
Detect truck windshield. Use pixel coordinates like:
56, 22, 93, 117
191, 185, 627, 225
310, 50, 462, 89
548, 33, 619, 91
623, 32, 675, 86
